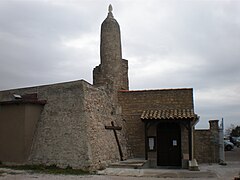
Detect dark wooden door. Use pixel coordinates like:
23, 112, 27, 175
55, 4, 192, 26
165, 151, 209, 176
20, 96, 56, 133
157, 123, 181, 166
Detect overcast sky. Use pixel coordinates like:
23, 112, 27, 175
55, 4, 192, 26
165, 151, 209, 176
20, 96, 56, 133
0, 0, 239, 129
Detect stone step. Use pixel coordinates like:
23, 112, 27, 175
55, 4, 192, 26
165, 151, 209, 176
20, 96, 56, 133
109, 159, 147, 169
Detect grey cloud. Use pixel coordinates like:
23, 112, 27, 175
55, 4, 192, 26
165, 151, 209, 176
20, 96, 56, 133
0, 0, 239, 128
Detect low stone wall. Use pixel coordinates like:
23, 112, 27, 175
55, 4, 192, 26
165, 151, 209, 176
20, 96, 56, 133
194, 120, 220, 163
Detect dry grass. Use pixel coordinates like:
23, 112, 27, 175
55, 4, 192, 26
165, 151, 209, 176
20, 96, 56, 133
0, 164, 89, 175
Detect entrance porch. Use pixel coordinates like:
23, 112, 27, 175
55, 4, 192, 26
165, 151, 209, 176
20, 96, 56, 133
141, 109, 199, 170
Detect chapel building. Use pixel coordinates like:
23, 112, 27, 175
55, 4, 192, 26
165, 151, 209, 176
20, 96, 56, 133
0, 5, 220, 171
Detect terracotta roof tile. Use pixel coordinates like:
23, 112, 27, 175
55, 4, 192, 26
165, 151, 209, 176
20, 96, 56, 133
141, 109, 196, 120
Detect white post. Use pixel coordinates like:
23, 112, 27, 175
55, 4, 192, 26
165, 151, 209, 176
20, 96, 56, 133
219, 118, 226, 165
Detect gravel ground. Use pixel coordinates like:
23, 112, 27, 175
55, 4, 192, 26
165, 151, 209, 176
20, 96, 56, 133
0, 148, 239, 180
0, 163, 240, 180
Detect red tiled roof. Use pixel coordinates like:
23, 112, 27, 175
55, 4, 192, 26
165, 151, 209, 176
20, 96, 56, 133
141, 109, 196, 120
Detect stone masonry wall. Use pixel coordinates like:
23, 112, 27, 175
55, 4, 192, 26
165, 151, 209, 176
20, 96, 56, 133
82, 83, 128, 171
118, 88, 194, 158
0, 80, 90, 170
0, 80, 130, 171
194, 120, 220, 163
120, 59, 129, 90
93, 59, 129, 91
181, 126, 189, 156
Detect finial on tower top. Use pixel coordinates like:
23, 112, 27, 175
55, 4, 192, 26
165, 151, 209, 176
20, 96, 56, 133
107, 4, 114, 18
108, 4, 113, 13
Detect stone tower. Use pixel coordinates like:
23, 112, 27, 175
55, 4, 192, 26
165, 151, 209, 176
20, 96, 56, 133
93, 5, 129, 91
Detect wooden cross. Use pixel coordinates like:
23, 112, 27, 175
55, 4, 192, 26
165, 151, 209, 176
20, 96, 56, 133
105, 121, 123, 161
